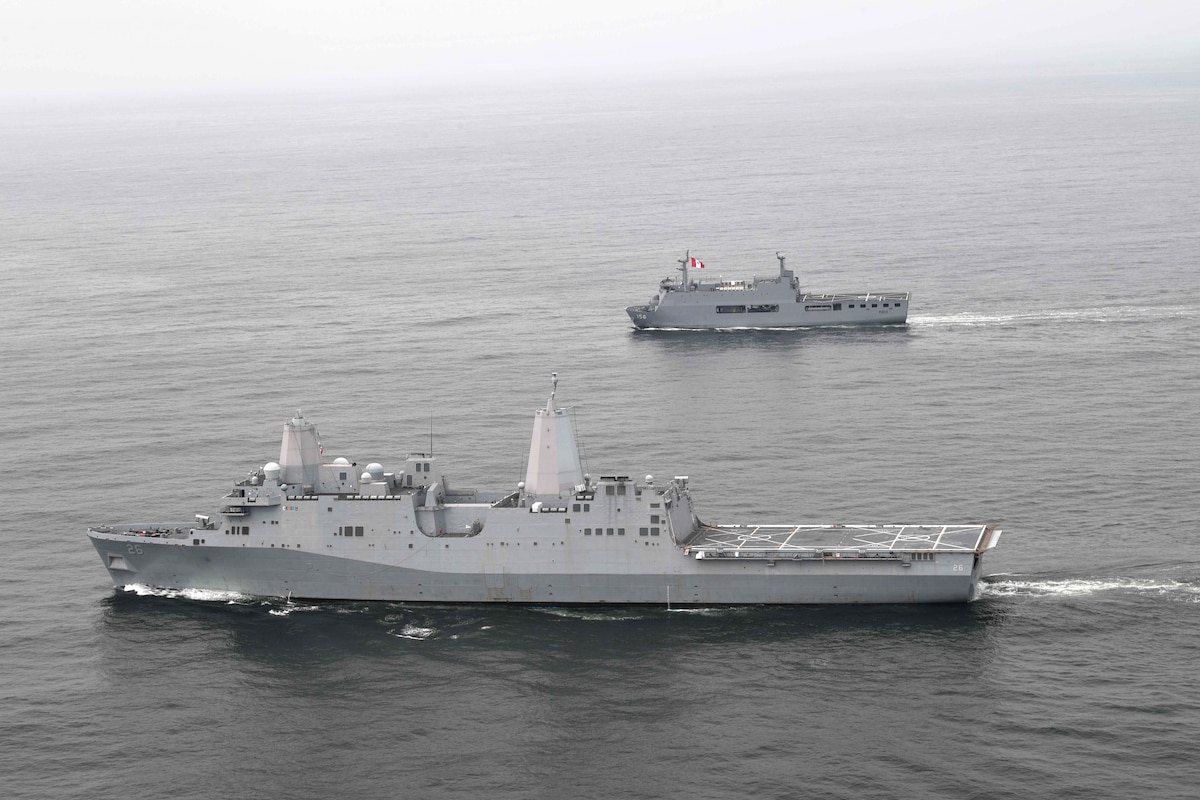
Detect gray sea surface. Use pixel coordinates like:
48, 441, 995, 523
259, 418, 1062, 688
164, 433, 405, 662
2, 64, 1199, 799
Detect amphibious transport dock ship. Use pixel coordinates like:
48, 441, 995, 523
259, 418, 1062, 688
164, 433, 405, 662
627, 252, 909, 329
89, 376, 1000, 604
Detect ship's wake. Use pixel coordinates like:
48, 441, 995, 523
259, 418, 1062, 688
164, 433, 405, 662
530, 606, 650, 622
389, 623, 436, 640
912, 304, 1196, 329
980, 575, 1200, 601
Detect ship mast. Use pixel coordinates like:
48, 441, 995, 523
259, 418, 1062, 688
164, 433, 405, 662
679, 250, 690, 291
523, 372, 583, 497
776, 251, 793, 284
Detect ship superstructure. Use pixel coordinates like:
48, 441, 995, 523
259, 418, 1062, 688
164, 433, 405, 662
89, 375, 999, 604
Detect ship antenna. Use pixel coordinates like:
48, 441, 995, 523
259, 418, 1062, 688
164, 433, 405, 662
430, 413, 434, 458
551, 371, 558, 398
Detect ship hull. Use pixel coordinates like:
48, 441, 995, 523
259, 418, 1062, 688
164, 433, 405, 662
626, 294, 908, 329
89, 528, 987, 605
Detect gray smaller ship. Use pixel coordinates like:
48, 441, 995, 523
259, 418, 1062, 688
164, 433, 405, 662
627, 252, 909, 329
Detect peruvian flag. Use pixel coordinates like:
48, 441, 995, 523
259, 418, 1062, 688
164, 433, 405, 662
690, 257, 705, 269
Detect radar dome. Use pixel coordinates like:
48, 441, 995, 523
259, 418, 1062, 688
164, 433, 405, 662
333, 457, 350, 466
264, 462, 281, 481
366, 462, 385, 480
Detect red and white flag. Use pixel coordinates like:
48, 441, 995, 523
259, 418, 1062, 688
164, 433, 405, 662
690, 257, 705, 269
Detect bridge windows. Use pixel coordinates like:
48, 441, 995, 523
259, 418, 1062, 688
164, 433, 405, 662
716, 305, 746, 314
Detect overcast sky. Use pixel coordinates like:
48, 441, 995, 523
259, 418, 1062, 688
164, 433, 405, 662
3, 1, 1197, 96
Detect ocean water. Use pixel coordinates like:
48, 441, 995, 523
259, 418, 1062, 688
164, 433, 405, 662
2, 64, 1199, 799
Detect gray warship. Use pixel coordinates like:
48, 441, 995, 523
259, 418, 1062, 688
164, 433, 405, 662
89, 375, 1000, 604
627, 252, 909, 329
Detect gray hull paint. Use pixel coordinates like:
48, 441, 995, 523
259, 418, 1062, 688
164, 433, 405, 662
90, 531, 986, 604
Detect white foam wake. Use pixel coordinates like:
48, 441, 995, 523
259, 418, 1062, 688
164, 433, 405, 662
981, 576, 1200, 600
529, 606, 648, 622
391, 623, 436, 640
912, 304, 1195, 329
268, 603, 321, 616
121, 583, 257, 604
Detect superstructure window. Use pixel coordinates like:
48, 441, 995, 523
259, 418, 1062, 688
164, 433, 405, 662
748, 304, 778, 313
650, 515, 660, 524
716, 305, 746, 313
651, 527, 660, 536
606, 528, 614, 536
573, 504, 580, 512
584, 528, 592, 535
639, 527, 649, 536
